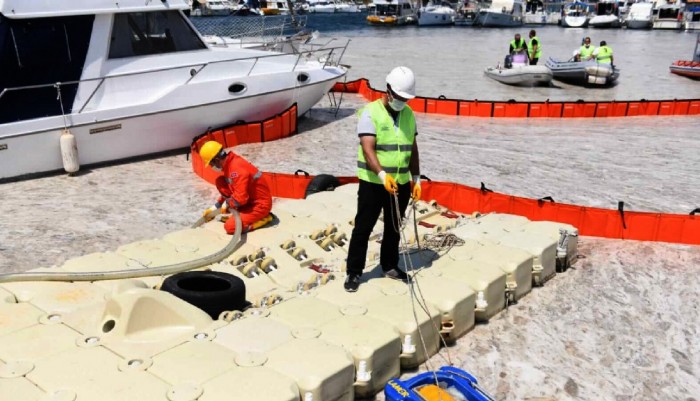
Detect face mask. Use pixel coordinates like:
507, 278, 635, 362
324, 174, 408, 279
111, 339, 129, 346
388, 93, 406, 111
211, 165, 222, 172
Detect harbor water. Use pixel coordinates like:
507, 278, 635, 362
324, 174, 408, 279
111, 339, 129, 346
2, 14, 700, 401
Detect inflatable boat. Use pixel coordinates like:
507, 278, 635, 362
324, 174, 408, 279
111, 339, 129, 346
545, 57, 620, 86
484, 53, 553, 86
669, 60, 700, 79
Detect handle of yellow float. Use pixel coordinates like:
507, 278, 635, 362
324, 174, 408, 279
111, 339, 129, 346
294, 169, 310, 177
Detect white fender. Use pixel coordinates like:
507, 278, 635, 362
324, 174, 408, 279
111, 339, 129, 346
59, 128, 80, 174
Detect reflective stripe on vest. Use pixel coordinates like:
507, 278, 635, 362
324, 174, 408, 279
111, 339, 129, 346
580, 45, 595, 59
596, 46, 612, 63
528, 36, 542, 59
510, 39, 526, 52
357, 99, 416, 185
224, 170, 262, 184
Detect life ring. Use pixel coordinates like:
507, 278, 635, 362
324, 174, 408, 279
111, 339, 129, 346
304, 174, 341, 198
161, 271, 248, 319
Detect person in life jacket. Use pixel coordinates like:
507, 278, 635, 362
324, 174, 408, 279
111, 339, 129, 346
509, 33, 527, 55
573, 36, 595, 62
527, 29, 542, 65
344, 66, 422, 293
199, 141, 273, 235
593, 40, 614, 65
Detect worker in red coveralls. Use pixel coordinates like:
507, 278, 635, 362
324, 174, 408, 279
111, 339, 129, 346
199, 141, 273, 234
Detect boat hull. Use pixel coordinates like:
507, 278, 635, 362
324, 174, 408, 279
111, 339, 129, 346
484, 65, 553, 86
0, 74, 343, 181
589, 15, 621, 28
417, 8, 456, 26
479, 11, 523, 27
669, 61, 700, 79
561, 15, 588, 27
653, 20, 683, 29
545, 58, 619, 86
626, 18, 653, 29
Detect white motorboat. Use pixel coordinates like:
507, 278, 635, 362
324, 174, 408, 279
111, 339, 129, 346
485, 54, 553, 86
653, 0, 684, 29
418, 1, 457, 25
545, 57, 620, 86
260, 0, 291, 14
0, 0, 347, 181
309, 0, 337, 13
335, 1, 362, 13
684, 1, 700, 30
523, 0, 562, 25
190, 0, 235, 16
588, 0, 623, 28
560, 1, 592, 27
625, 2, 654, 28
479, 0, 525, 26
367, 0, 417, 25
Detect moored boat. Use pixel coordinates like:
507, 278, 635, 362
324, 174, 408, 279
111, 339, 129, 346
0, 0, 347, 181
588, 0, 623, 28
367, 0, 417, 25
478, 0, 525, 26
559, 1, 592, 27
545, 57, 620, 85
418, 1, 457, 25
685, 0, 700, 30
625, 1, 654, 28
653, 0, 684, 29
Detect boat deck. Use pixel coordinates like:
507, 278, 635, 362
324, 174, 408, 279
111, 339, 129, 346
0, 183, 578, 401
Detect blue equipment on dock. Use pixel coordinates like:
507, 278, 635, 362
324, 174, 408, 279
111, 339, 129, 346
384, 366, 497, 401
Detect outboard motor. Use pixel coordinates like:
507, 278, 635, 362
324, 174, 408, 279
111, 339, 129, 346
504, 54, 513, 69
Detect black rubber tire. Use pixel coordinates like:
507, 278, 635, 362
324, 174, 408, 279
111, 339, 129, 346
304, 174, 341, 198
161, 271, 247, 319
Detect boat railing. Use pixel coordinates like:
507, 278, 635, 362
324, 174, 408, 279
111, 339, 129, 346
191, 15, 309, 49
0, 39, 349, 118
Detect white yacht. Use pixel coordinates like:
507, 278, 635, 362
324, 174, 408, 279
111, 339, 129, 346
335, 1, 362, 13
560, 1, 592, 27
653, 0, 684, 29
588, 0, 623, 28
309, 0, 338, 13
684, 1, 700, 30
523, 0, 562, 25
418, 1, 457, 25
478, 0, 525, 27
0, 0, 347, 180
625, 1, 653, 29
367, 0, 417, 25
260, 0, 291, 14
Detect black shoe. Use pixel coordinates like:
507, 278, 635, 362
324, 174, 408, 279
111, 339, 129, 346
344, 274, 361, 292
382, 268, 411, 282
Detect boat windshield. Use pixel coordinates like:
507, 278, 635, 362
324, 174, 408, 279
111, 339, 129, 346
375, 4, 399, 15
109, 11, 206, 59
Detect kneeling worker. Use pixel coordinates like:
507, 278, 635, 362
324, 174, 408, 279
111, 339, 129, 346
199, 141, 273, 234
344, 66, 422, 293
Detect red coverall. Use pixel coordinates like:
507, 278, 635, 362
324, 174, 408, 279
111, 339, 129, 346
214, 152, 272, 234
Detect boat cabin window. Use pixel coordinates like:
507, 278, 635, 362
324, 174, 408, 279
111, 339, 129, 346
0, 14, 94, 124
376, 4, 398, 15
109, 11, 206, 59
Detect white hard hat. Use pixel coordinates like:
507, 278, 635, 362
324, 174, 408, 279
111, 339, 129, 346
385, 66, 416, 100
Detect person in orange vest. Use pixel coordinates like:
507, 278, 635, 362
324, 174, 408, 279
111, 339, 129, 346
199, 141, 273, 234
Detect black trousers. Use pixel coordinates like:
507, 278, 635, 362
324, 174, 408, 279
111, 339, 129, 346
346, 179, 411, 276
530, 58, 539, 65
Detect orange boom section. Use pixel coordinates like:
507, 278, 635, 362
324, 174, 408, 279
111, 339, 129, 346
331, 78, 700, 118
190, 105, 699, 246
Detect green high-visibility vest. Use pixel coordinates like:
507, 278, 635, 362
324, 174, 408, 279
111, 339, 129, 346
528, 36, 542, 59
596, 45, 613, 64
580, 45, 596, 60
510, 39, 526, 52
357, 99, 416, 185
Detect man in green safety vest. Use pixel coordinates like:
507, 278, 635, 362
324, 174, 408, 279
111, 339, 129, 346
593, 40, 614, 65
574, 36, 595, 62
527, 29, 542, 65
509, 33, 527, 56
345, 66, 422, 293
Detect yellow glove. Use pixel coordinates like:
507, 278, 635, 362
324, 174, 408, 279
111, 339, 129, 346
203, 202, 228, 222
378, 171, 397, 194
411, 175, 421, 202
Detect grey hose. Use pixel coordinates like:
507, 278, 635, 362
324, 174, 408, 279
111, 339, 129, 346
0, 210, 242, 283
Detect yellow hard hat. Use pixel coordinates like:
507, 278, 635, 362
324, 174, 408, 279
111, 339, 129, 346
199, 141, 223, 166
